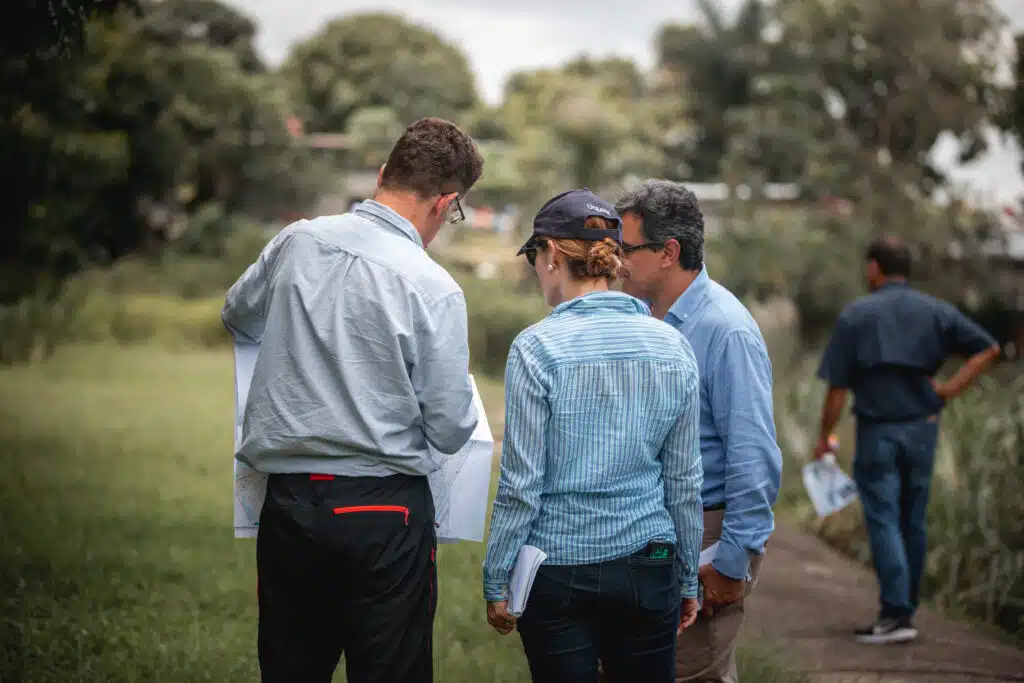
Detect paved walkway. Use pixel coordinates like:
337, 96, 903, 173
745, 525, 1024, 682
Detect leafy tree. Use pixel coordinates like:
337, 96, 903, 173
656, 0, 777, 181
0, 0, 138, 62
701, 0, 1010, 337
282, 13, 478, 132
498, 57, 667, 191
138, 0, 262, 71
344, 106, 405, 169
1, 0, 139, 303
772, 0, 1006, 201
2, 0, 327, 303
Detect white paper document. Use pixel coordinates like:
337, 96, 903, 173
508, 545, 548, 618
802, 454, 859, 518
695, 541, 720, 609
428, 374, 495, 544
233, 342, 265, 538
231, 342, 494, 542
699, 541, 719, 568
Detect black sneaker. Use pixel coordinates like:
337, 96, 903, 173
854, 616, 918, 645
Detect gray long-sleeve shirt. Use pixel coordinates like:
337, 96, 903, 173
222, 200, 478, 477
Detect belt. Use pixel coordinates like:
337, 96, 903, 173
857, 413, 936, 425
703, 502, 726, 512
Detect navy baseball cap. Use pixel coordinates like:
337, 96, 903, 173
516, 188, 623, 256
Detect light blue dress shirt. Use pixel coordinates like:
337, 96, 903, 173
221, 200, 478, 477
664, 266, 782, 580
483, 291, 704, 601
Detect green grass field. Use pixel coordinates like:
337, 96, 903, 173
0, 345, 802, 682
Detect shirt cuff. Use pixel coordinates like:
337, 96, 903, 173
711, 539, 750, 581
680, 575, 699, 599
483, 570, 510, 602
676, 557, 697, 599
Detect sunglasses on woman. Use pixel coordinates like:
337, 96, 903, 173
521, 236, 547, 267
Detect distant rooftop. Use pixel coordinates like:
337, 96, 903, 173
684, 183, 801, 202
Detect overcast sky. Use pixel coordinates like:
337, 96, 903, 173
225, 0, 1024, 205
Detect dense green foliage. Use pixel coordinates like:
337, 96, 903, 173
282, 14, 478, 135
3, 0, 329, 304
8, 0, 1018, 311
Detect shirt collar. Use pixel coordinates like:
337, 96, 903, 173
552, 291, 651, 317
353, 200, 424, 248
878, 279, 908, 291
666, 265, 711, 325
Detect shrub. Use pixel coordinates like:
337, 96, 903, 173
0, 247, 548, 378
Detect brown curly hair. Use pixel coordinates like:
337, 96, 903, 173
541, 216, 626, 282
380, 117, 484, 198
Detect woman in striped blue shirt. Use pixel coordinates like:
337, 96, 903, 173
482, 189, 705, 683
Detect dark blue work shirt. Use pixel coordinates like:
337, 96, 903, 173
817, 281, 997, 423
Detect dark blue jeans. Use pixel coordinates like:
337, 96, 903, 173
854, 417, 939, 620
516, 550, 680, 683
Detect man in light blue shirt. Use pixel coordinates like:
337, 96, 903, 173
222, 118, 484, 683
617, 180, 783, 683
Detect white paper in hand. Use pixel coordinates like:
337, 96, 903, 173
428, 375, 495, 544
696, 542, 720, 609
233, 342, 267, 539
699, 542, 719, 568
802, 454, 858, 518
508, 545, 548, 617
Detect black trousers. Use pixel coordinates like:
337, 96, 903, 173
256, 472, 437, 683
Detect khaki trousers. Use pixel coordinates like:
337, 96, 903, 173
674, 509, 762, 683
597, 510, 763, 683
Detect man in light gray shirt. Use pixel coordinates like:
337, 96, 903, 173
222, 117, 484, 683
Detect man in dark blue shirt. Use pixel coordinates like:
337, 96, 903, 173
815, 236, 1000, 646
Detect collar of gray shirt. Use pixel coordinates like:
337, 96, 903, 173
353, 199, 424, 249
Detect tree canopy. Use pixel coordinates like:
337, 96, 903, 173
3, 0, 1019, 315
282, 13, 478, 133
2, 0, 325, 303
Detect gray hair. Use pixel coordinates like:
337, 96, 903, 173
615, 180, 704, 271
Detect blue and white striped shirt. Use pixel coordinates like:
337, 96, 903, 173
483, 291, 704, 601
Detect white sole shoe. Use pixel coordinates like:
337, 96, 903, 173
855, 626, 918, 645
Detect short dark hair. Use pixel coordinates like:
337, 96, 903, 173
379, 117, 484, 199
865, 236, 911, 277
615, 180, 704, 271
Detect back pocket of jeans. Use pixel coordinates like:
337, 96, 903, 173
524, 565, 575, 613
629, 561, 677, 613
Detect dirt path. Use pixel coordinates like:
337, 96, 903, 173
745, 524, 1024, 682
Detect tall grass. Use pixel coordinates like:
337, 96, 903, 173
774, 360, 1024, 636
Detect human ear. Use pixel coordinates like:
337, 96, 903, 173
661, 239, 681, 268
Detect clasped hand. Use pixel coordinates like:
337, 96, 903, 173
697, 564, 744, 617
486, 600, 516, 635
